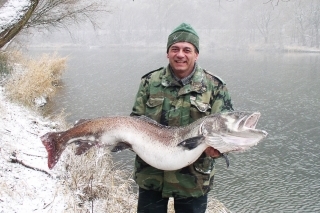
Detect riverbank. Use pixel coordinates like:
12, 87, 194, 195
0, 78, 140, 212
0, 83, 232, 212
0, 86, 66, 212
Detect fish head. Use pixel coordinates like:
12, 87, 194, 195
201, 111, 268, 153
41, 132, 66, 169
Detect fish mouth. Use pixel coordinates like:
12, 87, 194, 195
233, 112, 268, 136
213, 111, 268, 152
232, 112, 267, 136
233, 111, 261, 131
243, 112, 260, 129
246, 112, 268, 137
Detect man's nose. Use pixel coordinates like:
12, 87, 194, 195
176, 49, 184, 57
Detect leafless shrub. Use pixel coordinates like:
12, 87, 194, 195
4, 52, 66, 108
58, 148, 138, 212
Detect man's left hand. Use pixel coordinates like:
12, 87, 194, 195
205, 147, 221, 158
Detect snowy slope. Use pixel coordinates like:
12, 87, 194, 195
0, 0, 31, 32
0, 86, 66, 213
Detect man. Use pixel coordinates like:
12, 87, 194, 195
131, 23, 233, 213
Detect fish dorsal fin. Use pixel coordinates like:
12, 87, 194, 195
74, 119, 89, 126
111, 142, 132, 153
136, 115, 159, 124
135, 115, 167, 128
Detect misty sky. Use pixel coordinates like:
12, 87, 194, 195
25, 0, 320, 50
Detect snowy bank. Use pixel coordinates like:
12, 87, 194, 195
0, 0, 31, 32
0, 85, 231, 213
0, 85, 66, 213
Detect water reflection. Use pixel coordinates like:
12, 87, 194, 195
28, 47, 320, 212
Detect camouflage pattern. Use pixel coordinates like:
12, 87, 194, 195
131, 64, 233, 198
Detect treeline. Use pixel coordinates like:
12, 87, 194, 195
29, 0, 320, 50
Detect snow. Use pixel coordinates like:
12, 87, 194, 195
0, 86, 66, 213
0, 1, 68, 211
0, 0, 31, 32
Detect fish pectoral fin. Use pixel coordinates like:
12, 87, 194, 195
204, 135, 235, 154
111, 142, 132, 153
177, 136, 204, 150
74, 140, 98, 155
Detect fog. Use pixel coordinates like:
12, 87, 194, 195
26, 0, 320, 51
19, 1, 320, 212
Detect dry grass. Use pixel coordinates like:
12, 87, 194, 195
58, 148, 138, 213
4, 52, 66, 108
56, 146, 231, 213
1, 50, 231, 213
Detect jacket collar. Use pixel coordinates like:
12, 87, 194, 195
160, 63, 208, 95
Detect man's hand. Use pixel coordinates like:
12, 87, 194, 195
205, 147, 221, 158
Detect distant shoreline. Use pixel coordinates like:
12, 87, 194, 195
26, 43, 320, 54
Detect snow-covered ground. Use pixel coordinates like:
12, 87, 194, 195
0, 86, 66, 213
0, 0, 31, 32
0, 83, 232, 213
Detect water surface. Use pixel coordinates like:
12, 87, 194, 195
29, 47, 320, 212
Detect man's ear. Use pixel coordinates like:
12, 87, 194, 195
195, 52, 199, 61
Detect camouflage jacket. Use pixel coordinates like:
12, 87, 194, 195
131, 64, 233, 198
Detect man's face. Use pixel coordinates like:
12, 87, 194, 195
167, 42, 199, 79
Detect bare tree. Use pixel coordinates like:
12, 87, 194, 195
292, 0, 320, 48
0, 0, 110, 49
26, 0, 110, 30
264, 0, 291, 7
0, 0, 39, 49
294, 2, 308, 46
310, 1, 320, 48
251, 6, 279, 44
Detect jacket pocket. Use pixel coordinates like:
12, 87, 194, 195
145, 97, 164, 121
190, 96, 211, 112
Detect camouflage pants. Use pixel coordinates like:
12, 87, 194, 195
137, 187, 207, 213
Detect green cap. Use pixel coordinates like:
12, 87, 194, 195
167, 23, 199, 53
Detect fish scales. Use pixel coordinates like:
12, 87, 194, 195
41, 112, 268, 170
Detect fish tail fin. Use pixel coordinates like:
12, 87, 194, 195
40, 132, 65, 169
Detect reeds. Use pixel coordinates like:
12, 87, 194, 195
4, 52, 66, 108
58, 148, 138, 212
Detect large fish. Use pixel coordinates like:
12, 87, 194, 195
41, 111, 267, 170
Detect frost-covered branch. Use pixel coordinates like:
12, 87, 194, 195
0, 0, 110, 49
264, 0, 290, 7
26, 0, 110, 30
0, 0, 38, 48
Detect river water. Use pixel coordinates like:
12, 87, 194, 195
29, 47, 320, 212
